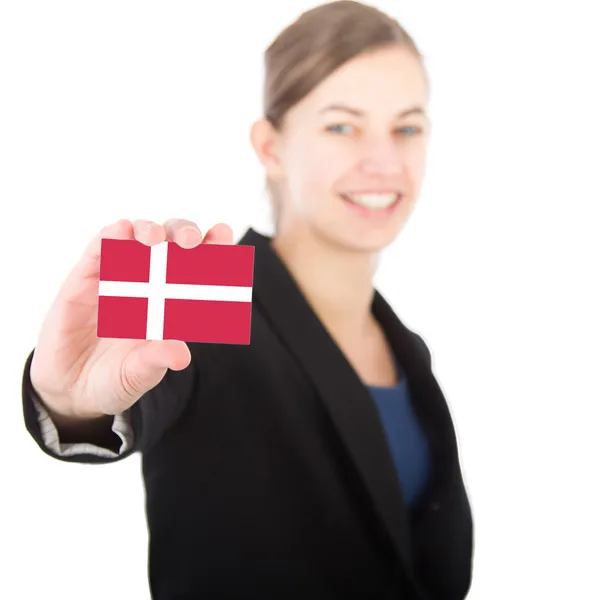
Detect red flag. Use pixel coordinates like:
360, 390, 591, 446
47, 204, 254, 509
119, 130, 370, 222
97, 239, 255, 344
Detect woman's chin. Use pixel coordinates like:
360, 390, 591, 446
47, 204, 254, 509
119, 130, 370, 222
324, 226, 399, 255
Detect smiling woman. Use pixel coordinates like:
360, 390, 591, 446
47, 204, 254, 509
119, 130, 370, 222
22, 1, 473, 599
255, 0, 430, 251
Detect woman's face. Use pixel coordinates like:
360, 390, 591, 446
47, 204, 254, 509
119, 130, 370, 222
257, 44, 430, 253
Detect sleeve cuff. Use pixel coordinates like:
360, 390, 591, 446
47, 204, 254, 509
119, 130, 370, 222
31, 394, 134, 459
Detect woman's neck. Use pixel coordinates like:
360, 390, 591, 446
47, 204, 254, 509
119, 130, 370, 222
271, 227, 379, 341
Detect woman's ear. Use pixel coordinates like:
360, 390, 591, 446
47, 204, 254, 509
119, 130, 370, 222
250, 118, 285, 180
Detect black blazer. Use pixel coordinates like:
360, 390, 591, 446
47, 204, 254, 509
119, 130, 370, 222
22, 227, 474, 600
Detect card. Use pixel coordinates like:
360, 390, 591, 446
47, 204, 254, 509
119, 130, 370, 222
97, 239, 255, 344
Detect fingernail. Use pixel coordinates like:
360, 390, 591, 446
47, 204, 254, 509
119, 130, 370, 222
180, 226, 198, 236
179, 226, 201, 246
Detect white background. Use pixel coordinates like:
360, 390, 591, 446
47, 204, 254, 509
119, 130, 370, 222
1, 1, 595, 598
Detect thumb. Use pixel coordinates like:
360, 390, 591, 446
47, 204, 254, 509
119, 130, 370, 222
121, 340, 191, 399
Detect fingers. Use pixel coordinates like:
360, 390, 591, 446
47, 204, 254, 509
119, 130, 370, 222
162, 219, 234, 247
77, 217, 234, 283
132, 219, 167, 246
202, 223, 234, 245
163, 218, 203, 249
78, 218, 167, 279
83, 217, 166, 267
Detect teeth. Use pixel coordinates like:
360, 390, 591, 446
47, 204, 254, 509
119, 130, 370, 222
344, 193, 399, 209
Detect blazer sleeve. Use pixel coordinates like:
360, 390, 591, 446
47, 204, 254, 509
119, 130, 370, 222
21, 347, 197, 464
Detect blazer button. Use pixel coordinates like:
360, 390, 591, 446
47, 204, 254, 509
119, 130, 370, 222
430, 501, 440, 511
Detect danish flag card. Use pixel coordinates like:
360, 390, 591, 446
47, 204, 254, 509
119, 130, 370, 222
97, 239, 255, 344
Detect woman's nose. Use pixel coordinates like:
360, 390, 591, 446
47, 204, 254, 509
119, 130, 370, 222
359, 140, 404, 176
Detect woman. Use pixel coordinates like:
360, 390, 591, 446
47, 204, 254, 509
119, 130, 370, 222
22, 1, 473, 598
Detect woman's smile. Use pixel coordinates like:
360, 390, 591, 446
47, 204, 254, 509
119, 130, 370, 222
340, 191, 403, 219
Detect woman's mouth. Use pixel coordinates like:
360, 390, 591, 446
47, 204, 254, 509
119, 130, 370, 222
339, 192, 402, 218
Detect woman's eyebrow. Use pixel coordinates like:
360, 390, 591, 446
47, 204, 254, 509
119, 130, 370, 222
318, 104, 426, 118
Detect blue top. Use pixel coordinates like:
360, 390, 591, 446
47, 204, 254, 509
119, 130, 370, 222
366, 360, 431, 508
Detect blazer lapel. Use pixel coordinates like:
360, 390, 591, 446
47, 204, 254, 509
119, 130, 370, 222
373, 290, 459, 504
238, 227, 454, 590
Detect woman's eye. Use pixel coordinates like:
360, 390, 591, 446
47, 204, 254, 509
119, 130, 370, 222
396, 126, 423, 136
326, 124, 354, 134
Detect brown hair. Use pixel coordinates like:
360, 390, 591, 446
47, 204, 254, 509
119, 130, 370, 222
262, 0, 427, 232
